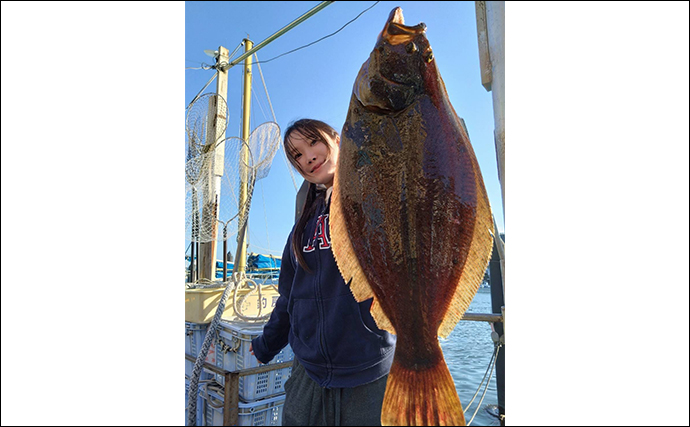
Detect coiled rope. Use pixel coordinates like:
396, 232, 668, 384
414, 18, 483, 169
232, 276, 279, 322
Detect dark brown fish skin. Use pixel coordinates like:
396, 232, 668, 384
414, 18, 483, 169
339, 11, 475, 367
339, 96, 477, 369
330, 7, 492, 426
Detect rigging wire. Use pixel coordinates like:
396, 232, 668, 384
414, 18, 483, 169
186, 41, 245, 110
260, 181, 272, 254
254, 54, 277, 121
465, 343, 502, 426
254, 52, 300, 192
249, 179, 277, 257
463, 342, 498, 414
185, 59, 215, 70
247, 1, 380, 65
252, 89, 269, 123
186, 71, 218, 111
217, 41, 246, 71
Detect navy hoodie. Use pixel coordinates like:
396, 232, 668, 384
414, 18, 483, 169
251, 191, 396, 388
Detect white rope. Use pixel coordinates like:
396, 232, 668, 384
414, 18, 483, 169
200, 381, 226, 410
232, 275, 279, 322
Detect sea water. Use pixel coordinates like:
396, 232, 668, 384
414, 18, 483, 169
441, 288, 502, 426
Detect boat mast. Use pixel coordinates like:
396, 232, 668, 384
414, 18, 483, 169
198, 46, 229, 281
228, 1, 336, 274
234, 39, 253, 274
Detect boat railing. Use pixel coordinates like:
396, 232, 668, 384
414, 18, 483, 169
185, 353, 293, 426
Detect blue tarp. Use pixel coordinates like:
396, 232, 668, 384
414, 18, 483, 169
186, 254, 279, 279
247, 253, 281, 270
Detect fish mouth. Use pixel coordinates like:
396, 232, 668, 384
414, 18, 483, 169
382, 7, 426, 44
389, 7, 405, 25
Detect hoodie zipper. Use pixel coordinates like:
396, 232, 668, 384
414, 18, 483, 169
314, 197, 332, 386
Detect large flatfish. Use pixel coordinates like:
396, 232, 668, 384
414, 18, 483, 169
330, 7, 494, 426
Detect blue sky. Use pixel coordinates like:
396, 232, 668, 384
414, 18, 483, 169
185, 1, 504, 259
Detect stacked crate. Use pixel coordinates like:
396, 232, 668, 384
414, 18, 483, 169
203, 388, 286, 426
185, 319, 294, 425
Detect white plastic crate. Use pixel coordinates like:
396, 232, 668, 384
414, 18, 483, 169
202, 391, 285, 426
214, 320, 294, 402
185, 322, 217, 381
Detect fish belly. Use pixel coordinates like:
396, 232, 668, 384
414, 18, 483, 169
332, 95, 483, 426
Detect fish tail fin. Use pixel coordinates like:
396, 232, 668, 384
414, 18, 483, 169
381, 359, 465, 426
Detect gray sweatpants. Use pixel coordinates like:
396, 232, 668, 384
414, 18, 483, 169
282, 359, 388, 426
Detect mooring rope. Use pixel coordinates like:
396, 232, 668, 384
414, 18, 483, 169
186, 272, 241, 426
466, 342, 502, 426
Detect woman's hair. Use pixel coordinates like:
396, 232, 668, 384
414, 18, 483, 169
284, 119, 339, 273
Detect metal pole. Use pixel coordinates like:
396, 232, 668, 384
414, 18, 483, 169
222, 226, 227, 282
221, 1, 335, 71
461, 312, 503, 323
235, 39, 253, 274
489, 237, 505, 426
189, 239, 195, 283
224, 372, 240, 426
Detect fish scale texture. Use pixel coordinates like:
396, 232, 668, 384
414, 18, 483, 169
330, 6, 494, 426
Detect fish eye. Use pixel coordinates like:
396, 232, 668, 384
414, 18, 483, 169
406, 42, 417, 53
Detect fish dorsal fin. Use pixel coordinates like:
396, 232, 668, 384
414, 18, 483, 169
330, 172, 396, 336
437, 155, 494, 339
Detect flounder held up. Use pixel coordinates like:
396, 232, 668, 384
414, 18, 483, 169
330, 7, 494, 426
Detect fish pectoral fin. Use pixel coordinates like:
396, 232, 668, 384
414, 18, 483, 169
370, 298, 396, 335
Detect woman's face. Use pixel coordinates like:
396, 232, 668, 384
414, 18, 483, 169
289, 130, 340, 188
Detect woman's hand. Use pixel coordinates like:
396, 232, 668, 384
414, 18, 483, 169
249, 343, 262, 364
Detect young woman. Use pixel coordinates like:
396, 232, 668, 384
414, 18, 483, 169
250, 119, 396, 426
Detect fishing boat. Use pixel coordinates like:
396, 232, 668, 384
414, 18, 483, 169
184, 2, 505, 426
